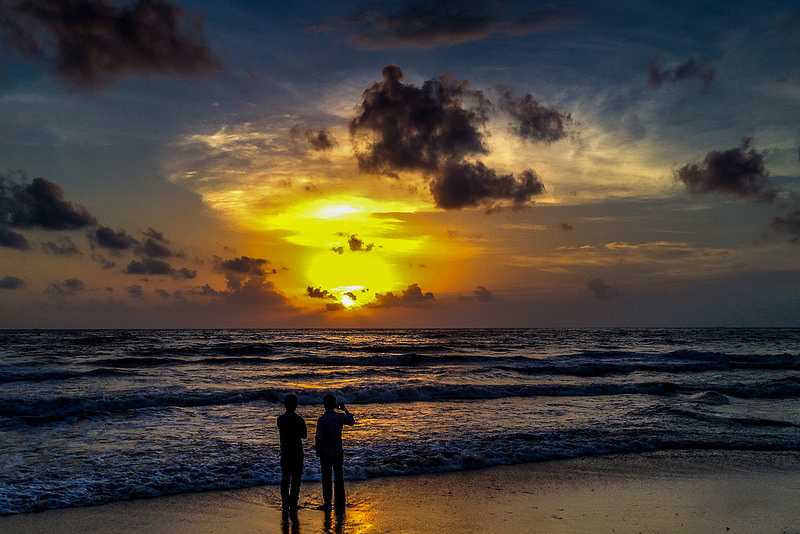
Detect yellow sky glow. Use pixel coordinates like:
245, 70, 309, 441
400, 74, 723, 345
264, 196, 432, 309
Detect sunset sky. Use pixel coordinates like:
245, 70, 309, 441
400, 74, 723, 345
1, 0, 799, 327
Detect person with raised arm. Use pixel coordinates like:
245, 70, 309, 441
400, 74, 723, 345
314, 394, 355, 510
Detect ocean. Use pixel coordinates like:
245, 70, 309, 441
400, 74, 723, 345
1, 328, 800, 515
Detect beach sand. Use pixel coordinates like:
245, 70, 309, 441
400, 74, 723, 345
3, 451, 800, 534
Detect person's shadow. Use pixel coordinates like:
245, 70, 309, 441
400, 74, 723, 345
322, 507, 346, 534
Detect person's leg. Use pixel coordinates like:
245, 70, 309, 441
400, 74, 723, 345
289, 457, 302, 509
320, 457, 333, 507
333, 458, 345, 508
280, 459, 291, 510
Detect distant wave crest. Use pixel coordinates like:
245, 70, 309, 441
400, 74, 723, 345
4, 377, 800, 421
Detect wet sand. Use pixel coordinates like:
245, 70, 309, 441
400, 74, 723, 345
3, 450, 800, 534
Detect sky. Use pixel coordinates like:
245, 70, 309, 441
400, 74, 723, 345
0, 0, 799, 328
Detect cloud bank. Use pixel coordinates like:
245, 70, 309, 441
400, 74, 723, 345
0, 0, 219, 87
315, 1, 574, 50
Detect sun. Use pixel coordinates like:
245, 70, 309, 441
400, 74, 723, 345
340, 293, 357, 308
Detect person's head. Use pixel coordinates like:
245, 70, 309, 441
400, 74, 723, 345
284, 394, 298, 413
323, 394, 336, 411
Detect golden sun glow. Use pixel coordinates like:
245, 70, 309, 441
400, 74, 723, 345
314, 203, 360, 219
307, 250, 395, 308
263, 195, 431, 309
266, 196, 428, 251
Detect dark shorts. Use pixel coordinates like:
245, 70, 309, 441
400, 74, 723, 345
281, 451, 304, 471
318, 450, 344, 465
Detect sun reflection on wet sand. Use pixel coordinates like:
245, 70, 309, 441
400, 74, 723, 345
321, 498, 377, 534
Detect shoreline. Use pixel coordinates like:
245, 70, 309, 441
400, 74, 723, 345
3, 450, 800, 533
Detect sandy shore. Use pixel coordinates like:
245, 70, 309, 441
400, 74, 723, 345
3, 450, 800, 534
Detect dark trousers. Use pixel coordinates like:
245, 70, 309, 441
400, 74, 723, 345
280, 455, 303, 509
319, 453, 345, 507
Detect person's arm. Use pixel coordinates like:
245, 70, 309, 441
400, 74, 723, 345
314, 419, 321, 455
300, 417, 307, 440
339, 404, 355, 426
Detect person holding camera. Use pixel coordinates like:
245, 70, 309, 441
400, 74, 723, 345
314, 394, 356, 510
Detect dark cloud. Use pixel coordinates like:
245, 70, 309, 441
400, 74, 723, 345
649, 57, 714, 91
472, 286, 494, 302
0, 275, 24, 289
315, 1, 574, 50
429, 161, 545, 209
498, 89, 572, 143
190, 284, 224, 297
352, 66, 547, 210
559, 222, 574, 231
143, 227, 167, 242
348, 234, 374, 252
125, 258, 171, 275
291, 126, 337, 151
587, 278, 621, 300
771, 209, 800, 243
155, 288, 171, 299
211, 255, 278, 299
124, 270, 294, 323
127, 284, 144, 299
41, 236, 81, 256
306, 129, 337, 151
460, 285, 494, 302
173, 267, 196, 280
138, 237, 174, 258
370, 283, 435, 308
0, 175, 96, 230
0, 226, 30, 250
0, 0, 219, 87
90, 227, 180, 258
133, 229, 180, 258
331, 246, 344, 255
307, 286, 336, 300
91, 253, 115, 269
325, 302, 345, 312
350, 65, 490, 176
90, 226, 139, 251
217, 277, 287, 309
675, 139, 776, 201
215, 255, 271, 276
44, 278, 85, 297
125, 258, 196, 279
344, 291, 357, 301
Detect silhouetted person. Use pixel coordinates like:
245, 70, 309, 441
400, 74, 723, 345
315, 394, 355, 510
277, 393, 307, 511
